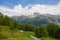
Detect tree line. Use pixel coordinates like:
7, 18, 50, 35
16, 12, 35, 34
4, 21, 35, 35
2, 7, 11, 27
34, 23, 60, 39
0, 12, 60, 39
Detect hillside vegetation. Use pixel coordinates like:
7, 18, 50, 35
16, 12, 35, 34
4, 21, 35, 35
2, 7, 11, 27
0, 26, 34, 40
0, 12, 60, 40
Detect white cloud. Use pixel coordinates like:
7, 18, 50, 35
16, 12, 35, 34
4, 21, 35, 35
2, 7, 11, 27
0, 2, 60, 17
29, 3, 60, 15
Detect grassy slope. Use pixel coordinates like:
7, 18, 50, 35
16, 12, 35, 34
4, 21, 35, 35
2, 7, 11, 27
6, 37, 33, 40
0, 26, 34, 40
4, 31, 34, 40
0, 26, 57, 40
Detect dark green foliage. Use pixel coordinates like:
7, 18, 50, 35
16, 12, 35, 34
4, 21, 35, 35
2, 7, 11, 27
34, 25, 49, 38
9, 20, 19, 30
55, 27, 60, 38
0, 13, 4, 25
3, 15, 11, 26
34, 23, 60, 39
19, 24, 35, 31
0, 12, 35, 31
47, 23, 60, 39
0, 13, 19, 30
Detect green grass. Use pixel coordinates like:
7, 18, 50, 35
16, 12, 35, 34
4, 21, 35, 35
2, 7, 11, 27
0, 31, 34, 40
0, 26, 34, 40
5, 37, 33, 40
1, 31, 34, 40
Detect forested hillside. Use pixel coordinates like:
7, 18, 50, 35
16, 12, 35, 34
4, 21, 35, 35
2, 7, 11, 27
0, 12, 60, 40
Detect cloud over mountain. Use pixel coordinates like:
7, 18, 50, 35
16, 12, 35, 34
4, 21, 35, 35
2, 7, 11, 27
0, 2, 60, 17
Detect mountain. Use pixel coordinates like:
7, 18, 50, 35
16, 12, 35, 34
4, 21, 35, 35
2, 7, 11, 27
11, 13, 60, 26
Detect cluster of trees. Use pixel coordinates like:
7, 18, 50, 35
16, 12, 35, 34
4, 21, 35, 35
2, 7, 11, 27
19, 24, 35, 31
47, 23, 60, 38
34, 25, 49, 38
0, 12, 35, 31
0, 12, 60, 39
0, 12, 19, 30
34, 23, 60, 39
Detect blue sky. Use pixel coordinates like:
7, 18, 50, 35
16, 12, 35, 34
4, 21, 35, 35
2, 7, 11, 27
0, 0, 60, 8
0, 0, 60, 16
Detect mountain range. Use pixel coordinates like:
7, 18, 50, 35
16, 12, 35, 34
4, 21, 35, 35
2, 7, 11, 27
11, 13, 60, 26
